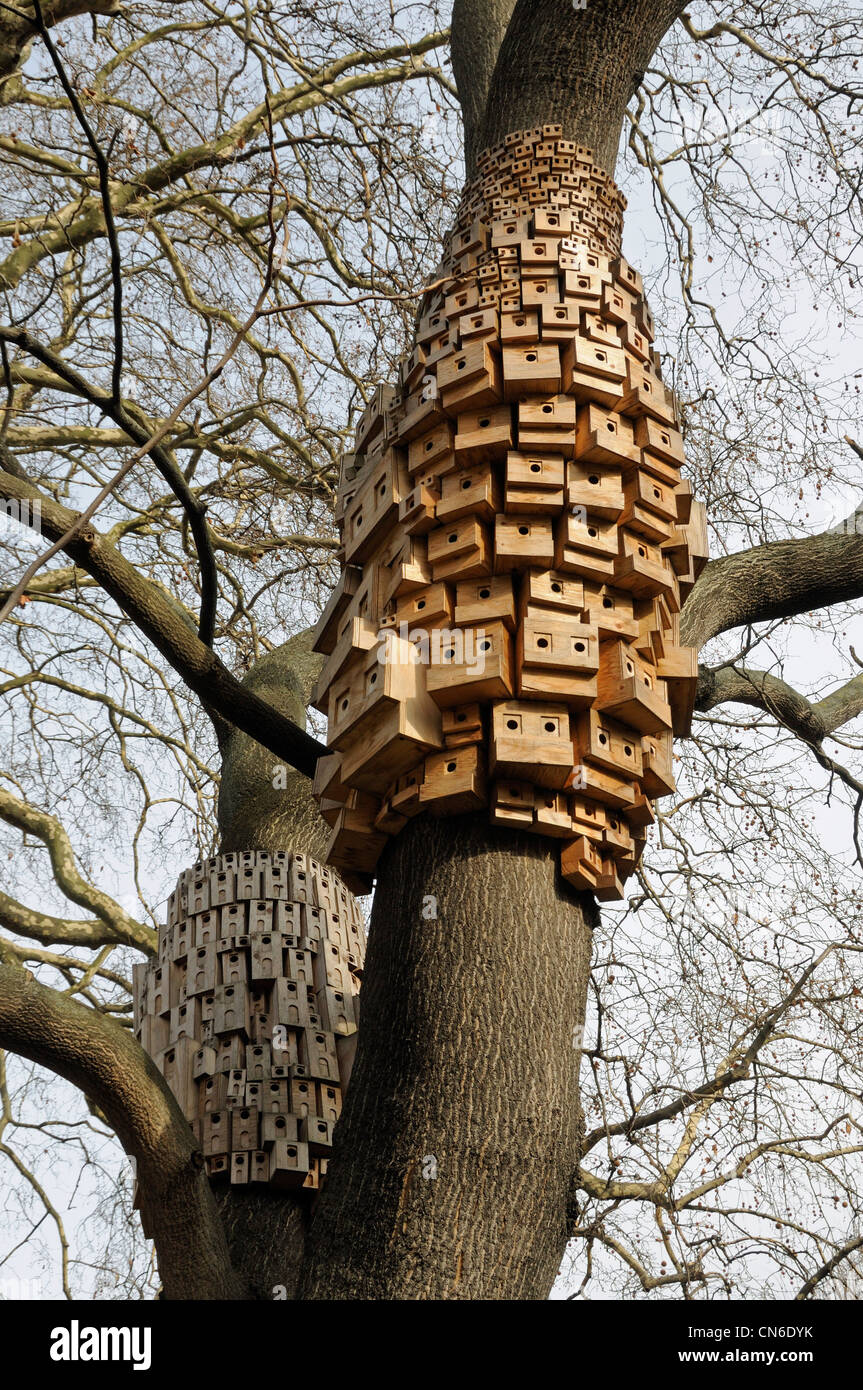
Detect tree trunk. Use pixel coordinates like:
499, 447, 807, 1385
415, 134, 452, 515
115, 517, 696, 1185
213, 0, 691, 1301
214, 632, 327, 1296
300, 813, 596, 1300
469, 0, 688, 177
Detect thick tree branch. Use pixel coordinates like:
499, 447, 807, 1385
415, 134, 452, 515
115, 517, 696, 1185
0, 888, 146, 954
695, 667, 863, 743
0, 1, 121, 95
0, 784, 155, 953
796, 1233, 863, 1300
0, 467, 328, 776
681, 516, 863, 654
0, 958, 247, 1298
450, 0, 517, 174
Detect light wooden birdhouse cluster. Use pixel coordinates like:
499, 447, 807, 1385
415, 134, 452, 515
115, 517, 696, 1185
312, 126, 708, 901
132, 850, 362, 1203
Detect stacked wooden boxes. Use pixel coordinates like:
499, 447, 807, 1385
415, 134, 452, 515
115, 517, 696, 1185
311, 127, 707, 901
132, 850, 362, 1201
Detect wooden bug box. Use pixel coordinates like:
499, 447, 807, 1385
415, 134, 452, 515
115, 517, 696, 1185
396, 581, 454, 632
596, 635, 670, 725
490, 778, 536, 827
567, 460, 624, 519
517, 613, 598, 703
407, 421, 455, 474
560, 835, 604, 892
533, 790, 573, 836
490, 700, 574, 789
502, 343, 562, 398
453, 404, 514, 465
455, 574, 517, 631
500, 309, 540, 345
519, 569, 585, 617
427, 515, 492, 582
419, 744, 487, 814
442, 703, 485, 748
426, 619, 514, 707
641, 729, 676, 798
505, 450, 566, 512
437, 461, 501, 524
495, 514, 556, 571
656, 644, 699, 736
576, 708, 643, 779
555, 512, 618, 581
399, 477, 440, 535
614, 531, 679, 602
574, 403, 640, 467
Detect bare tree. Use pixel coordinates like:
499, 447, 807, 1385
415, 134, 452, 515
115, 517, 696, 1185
0, 0, 862, 1301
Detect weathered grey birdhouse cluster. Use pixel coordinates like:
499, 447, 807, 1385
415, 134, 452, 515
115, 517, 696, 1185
311, 126, 708, 900
133, 850, 362, 1193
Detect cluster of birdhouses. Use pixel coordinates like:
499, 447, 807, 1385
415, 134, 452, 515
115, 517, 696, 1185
132, 850, 362, 1202
311, 125, 707, 901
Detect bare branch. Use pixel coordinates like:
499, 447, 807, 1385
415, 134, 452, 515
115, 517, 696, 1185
0, 958, 247, 1299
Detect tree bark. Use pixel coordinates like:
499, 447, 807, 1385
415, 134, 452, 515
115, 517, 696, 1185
215, 631, 330, 1295
681, 522, 863, 653
477, 0, 689, 176
450, 0, 517, 175
300, 813, 596, 1300
217, 631, 329, 859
